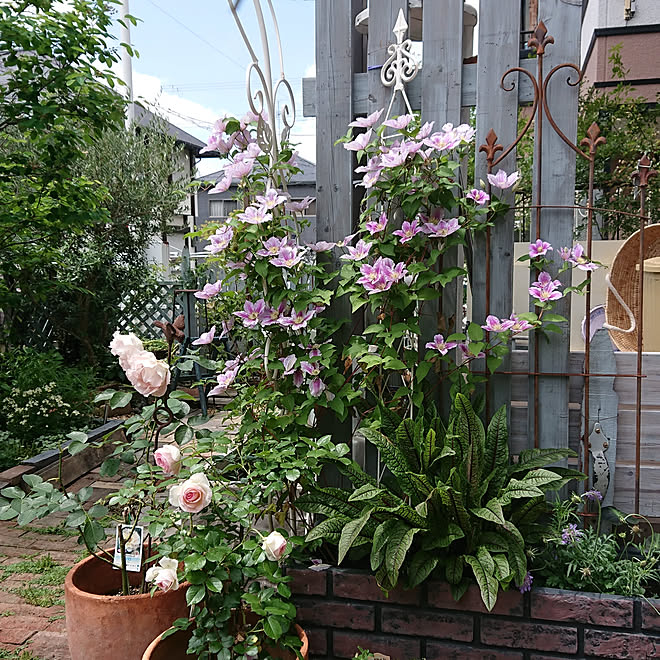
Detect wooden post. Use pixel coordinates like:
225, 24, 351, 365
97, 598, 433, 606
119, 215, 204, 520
420, 0, 464, 417
472, 0, 521, 421
528, 0, 581, 454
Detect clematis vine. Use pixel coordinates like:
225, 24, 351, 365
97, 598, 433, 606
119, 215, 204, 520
529, 272, 563, 303
561, 243, 599, 271
259, 301, 287, 326
205, 225, 234, 254
392, 219, 423, 244
529, 239, 552, 258
278, 308, 316, 330
256, 236, 288, 258
509, 314, 534, 333
194, 281, 222, 300
365, 212, 388, 235
357, 257, 408, 294
340, 239, 372, 261
487, 169, 520, 190
234, 299, 267, 327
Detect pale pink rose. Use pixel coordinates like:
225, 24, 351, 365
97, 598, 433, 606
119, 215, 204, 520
109, 332, 144, 370
154, 444, 181, 476
262, 530, 287, 561
169, 473, 212, 513
124, 350, 170, 397
145, 557, 179, 592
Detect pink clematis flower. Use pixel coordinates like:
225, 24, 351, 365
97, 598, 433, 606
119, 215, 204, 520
234, 300, 267, 327
208, 368, 238, 397
481, 315, 515, 333
256, 188, 287, 210
565, 243, 599, 271
280, 354, 297, 375
279, 308, 316, 330
349, 109, 384, 128
361, 169, 382, 188
238, 205, 272, 225
559, 247, 572, 261
192, 326, 216, 346
418, 121, 435, 139
393, 219, 423, 244
365, 212, 388, 235
423, 218, 460, 238
256, 236, 288, 258
487, 169, 521, 190
383, 114, 414, 130
529, 239, 553, 258
208, 172, 233, 194
466, 189, 490, 205
424, 130, 461, 152
379, 147, 409, 169
458, 342, 486, 359
285, 196, 315, 213
343, 129, 373, 151
336, 233, 357, 248
425, 334, 457, 355
306, 240, 336, 252
194, 281, 222, 300
509, 314, 534, 332
300, 361, 322, 377
529, 272, 563, 302
309, 377, 326, 397
292, 370, 304, 388
270, 246, 303, 269
340, 239, 372, 261
205, 225, 233, 254
259, 301, 287, 327
227, 158, 254, 179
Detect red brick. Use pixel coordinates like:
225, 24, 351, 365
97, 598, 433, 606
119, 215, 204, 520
643, 599, 660, 632
332, 631, 421, 660
381, 606, 473, 642
287, 567, 327, 596
295, 600, 374, 631
303, 626, 327, 656
333, 571, 421, 605
27, 630, 70, 659
480, 619, 577, 653
584, 629, 660, 658
531, 588, 633, 627
426, 642, 523, 660
0, 614, 51, 644
427, 581, 524, 616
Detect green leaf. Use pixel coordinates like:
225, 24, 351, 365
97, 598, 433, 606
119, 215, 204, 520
498, 479, 545, 506
383, 358, 407, 371
454, 393, 485, 492
297, 487, 363, 518
521, 468, 566, 490
508, 448, 575, 474
471, 499, 505, 526
206, 576, 224, 593
465, 548, 498, 611
385, 523, 418, 586
185, 553, 207, 572
445, 555, 464, 585
408, 550, 439, 588
338, 507, 374, 564
264, 615, 283, 640
420, 428, 436, 472
395, 419, 421, 473
100, 457, 120, 477
174, 425, 193, 446
94, 390, 116, 403
467, 322, 484, 342
186, 584, 206, 606
484, 405, 509, 499
492, 554, 511, 582
109, 390, 132, 409
348, 484, 384, 502
416, 361, 432, 382
305, 517, 349, 543
438, 487, 471, 535
361, 428, 417, 498
371, 519, 399, 572
542, 312, 568, 323
335, 458, 379, 488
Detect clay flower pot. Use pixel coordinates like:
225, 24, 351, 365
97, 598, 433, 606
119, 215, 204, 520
143, 620, 309, 659
65, 552, 190, 660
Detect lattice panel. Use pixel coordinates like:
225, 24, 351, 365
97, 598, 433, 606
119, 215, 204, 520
116, 281, 183, 340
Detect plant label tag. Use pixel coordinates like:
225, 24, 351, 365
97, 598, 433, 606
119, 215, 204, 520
112, 524, 144, 572
373, 655, 390, 660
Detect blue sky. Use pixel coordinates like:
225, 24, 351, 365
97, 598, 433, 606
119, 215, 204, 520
118, 0, 317, 172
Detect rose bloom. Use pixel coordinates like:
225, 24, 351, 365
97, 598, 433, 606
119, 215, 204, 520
169, 473, 212, 513
109, 332, 144, 370
262, 531, 287, 561
146, 557, 179, 592
124, 350, 170, 397
154, 444, 181, 476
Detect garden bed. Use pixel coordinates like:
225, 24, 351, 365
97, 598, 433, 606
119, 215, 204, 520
288, 566, 660, 660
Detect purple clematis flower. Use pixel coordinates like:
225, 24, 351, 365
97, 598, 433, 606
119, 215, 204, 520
209, 173, 232, 194
529, 239, 553, 258
336, 233, 357, 248
285, 196, 315, 213
365, 212, 388, 235
487, 169, 521, 190
348, 109, 383, 128
509, 314, 534, 332
383, 114, 414, 130
466, 189, 490, 205
566, 243, 599, 271
256, 236, 288, 258
279, 308, 316, 330
425, 334, 457, 355
194, 281, 222, 300
205, 225, 234, 254
238, 205, 272, 225
309, 377, 326, 397
208, 367, 238, 397
481, 315, 515, 333
280, 354, 297, 375
340, 239, 372, 261
292, 370, 304, 388
192, 326, 216, 346
259, 301, 287, 327
306, 240, 336, 252
458, 342, 486, 359
270, 246, 303, 269
256, 188, 287, 210
424, 130, 461, 152
300, 361, 322, 377
529, 272, 563, 303
234, 300, 267, 328
393, 219, 423, 244
418, 121, 435, 139
423, 218, 460, 238
343, 129, 372, 152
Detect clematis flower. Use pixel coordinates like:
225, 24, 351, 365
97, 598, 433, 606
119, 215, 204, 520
292, 370, 304, 387
220, 319, 234, 338
529, 272, 563, 302
392, 219, 423, 244
425, 334, 457, 355
481, 315, 515, 333
234, 300, 267, 327
208, 367, 238, 397
383, 114, 414, 130
418, 121, 435, 139
256, 236, 288, 258
306, 240, 336, 252
559, 247, 572, 262
227, 158, 254, 179
424, 130, 461, 152
340, 239, 372, 261
279, 308, 316, 330
259, 301, 287, 326
423, 218, 460, 238
336, 233, 357, 248
343, 129, 372, 151
194, 281, 222, 300
192, 326, 216, 346
565, 243, 599, 271
529, 239, 552, 258
205, 225, 233, 254
349, 109, 384, 128
238, 205, 272, 225
309, 377, 326, 397
270, 245, 303, 269
365, 212, 388, 234
509, 314, 534, 332
256, 188, 287, 210
379, 147, 408, 169
360, 169, 381, 188
487, 169, 520, 190
357, 257, 407, 294
458, 342, 486, 359
285, 196, 315, 213
466, 189, 490, 205
280, 355, 297, 375
300, 361, 322, 377
208, 173, 232, 194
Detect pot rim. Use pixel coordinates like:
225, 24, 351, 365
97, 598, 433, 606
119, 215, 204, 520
65, 551, 190, 604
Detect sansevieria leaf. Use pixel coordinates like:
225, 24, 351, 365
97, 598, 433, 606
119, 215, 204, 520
385, 522, 418, 587
465, 548, 498, 611
338, 506, 374, 564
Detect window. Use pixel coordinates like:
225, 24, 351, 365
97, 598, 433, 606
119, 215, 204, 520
209, 200, 238, 218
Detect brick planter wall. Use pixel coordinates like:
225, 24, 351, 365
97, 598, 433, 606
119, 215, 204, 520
288, 566, 660, 660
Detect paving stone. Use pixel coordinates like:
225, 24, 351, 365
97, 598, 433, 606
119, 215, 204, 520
0, 614, 51, 644
27, 630, 71, 659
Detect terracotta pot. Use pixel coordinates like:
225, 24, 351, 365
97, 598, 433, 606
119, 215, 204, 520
143, 620, 309, 660
64, 552, 190, 660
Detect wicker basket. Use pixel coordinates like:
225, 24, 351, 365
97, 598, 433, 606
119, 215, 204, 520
604, 224, 660, 351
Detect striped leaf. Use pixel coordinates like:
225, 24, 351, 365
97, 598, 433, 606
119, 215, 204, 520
471, 498, 505, 526
395, 419, 421, 472
498, 479, 545, 506
296, 487, 363, 517
385, 523, 418, 587
420, 428, 436, 472
305, 516, 349, 543
445, 555, 464, 585
454, 393, 485, 492
408, 550, 439, 588
348, 483, 385, 502
484, 404, 509, 498
508, 448, 576, 475
335, 458, 379, 488
371, 519, 400, 572
338, 507, 374, 564
466, 548, 499, 611
492, 554, 511, 582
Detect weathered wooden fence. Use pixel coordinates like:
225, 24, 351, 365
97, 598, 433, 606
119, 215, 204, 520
305, 0, 657, 515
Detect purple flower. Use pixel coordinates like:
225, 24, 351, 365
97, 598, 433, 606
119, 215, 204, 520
349, 109, 383, 128
300, 361, 322, 377
393, 219, 423, 244
424, 131, 460, 152
336, 233, 357, 248
340, 239, 372, 261
425, 334, 457, 355
209, 173, 232, 194
285, 196, 315, 213
529, 239, 552, 258
306, 240, 336, 252
343, 129, 372, 151
561, 523, 584, 545
279, 308, 316, 330
458, 342, 486, 359
423, 218, 460, 238
234, 300, 267, 328
529, 271, 563, 303
559, 246, 572, 262
481, 315, 515, 333
194, 281, 222, 300
256, 188, 287, 210
238, 205, 272, 225
418, 121, 435, 139
192, 326, 216, 346
309, 377, 326, 397
583, 489, 603, 502
308, 347, 322, 359
292, 370, 304, 388
517, 572, 533, 594
466, 189, 490, 205
383, 114, 414, 130
280, 354, 297, 375
270, 246, 303, 269
205, 225, 234, 254
256, 236, 288, 258
565, 243, 599, 271
509, 314, 534, 332
208, 367, 238, 397
379, 146, 409, 169
365, 212, 388, 235
220, 319, 234, 338
259, 301, 287, 326
227, 158, 254, 179
487, 169, 520, 190
357, 257, 403, 294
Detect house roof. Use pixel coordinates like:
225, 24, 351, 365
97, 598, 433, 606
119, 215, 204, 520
133, 104, 206, 150
197, 156, 316, 188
